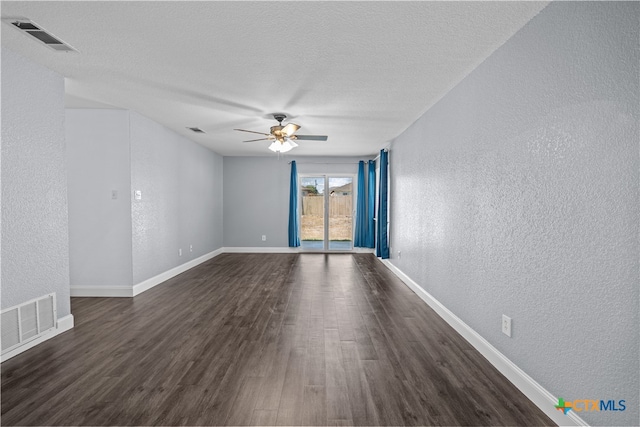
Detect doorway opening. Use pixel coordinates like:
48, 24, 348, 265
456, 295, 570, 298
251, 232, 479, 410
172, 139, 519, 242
300, 175, 353, 251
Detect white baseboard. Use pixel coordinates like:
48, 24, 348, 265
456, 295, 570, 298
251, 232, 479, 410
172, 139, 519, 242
70, 286, 133, 297
70, 248, 224, 298
222, 246, 300, 253
222, 246, 375, 254
57, 313, 75, 332
379, 259, 588, 427
132, 247, 224, 296
1, 314, 74, 362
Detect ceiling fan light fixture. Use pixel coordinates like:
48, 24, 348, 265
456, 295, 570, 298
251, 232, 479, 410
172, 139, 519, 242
280, 141, 294, 153
268, 140, 295, 153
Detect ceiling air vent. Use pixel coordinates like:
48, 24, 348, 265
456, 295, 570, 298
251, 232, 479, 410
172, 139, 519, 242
187, 127, 205, 134
2, 18, 77, 52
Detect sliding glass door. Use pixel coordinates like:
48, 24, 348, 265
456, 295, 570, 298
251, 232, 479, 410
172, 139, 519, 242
300, 176, 325, 250
300, 175, 353, 251
327, 176, 353, 250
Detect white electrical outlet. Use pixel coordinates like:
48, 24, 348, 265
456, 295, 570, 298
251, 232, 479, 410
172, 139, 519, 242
502, 314, 512, 337
398, 250, 402, 259
262, 235, 267, 241
178, 248, 182, 256
190, 245, 193, 252
134, 190, 142, 200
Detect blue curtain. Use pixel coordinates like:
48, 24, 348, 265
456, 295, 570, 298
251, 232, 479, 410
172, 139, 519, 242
376, 150, 389, 259
366, 160, 376, 248
288, 161, 300, 247
354, 161, 367, 247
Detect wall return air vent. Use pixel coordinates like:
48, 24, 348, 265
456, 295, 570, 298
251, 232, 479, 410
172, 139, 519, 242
1, 293, 57, 356
2, 18, 77, 52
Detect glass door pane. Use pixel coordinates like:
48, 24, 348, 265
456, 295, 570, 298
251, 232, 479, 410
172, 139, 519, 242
300, 176, 325, 250
328, 177, 353, 250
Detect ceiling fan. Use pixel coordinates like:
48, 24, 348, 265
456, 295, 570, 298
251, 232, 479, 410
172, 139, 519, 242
234, 114, 328, 153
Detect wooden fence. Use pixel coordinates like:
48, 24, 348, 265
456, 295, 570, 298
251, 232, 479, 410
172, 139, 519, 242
302, 195, 352, 216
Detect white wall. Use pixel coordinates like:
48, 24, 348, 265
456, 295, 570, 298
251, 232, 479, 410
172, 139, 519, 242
130, 112, 223, 284
388, 2, 638, 426
66, 110, 224, 292
66, 109, 133, 290
223, 156, 367, 247
1, 48, 70, 318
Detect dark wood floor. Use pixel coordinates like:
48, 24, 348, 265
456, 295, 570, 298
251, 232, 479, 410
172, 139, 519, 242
1, 253, 554, 426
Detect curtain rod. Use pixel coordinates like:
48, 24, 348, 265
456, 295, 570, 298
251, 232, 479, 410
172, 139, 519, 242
287, 161, 361, 165
288, 150, 386, 164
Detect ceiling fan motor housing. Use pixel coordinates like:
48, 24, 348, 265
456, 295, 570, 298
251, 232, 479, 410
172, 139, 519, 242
273, 114, 287, 123
270, 125, 285, 142
271, 114, 288, 141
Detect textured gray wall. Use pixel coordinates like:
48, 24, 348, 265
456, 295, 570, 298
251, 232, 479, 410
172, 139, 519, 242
223, 156, 365, 247
1, 48, 70, 318
223, 156, 290, 247
388, 3, 638, 426
66, 109, 133, 289
130, 112, 223, 284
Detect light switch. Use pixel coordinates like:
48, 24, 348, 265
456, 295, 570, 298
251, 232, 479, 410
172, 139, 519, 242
111, 190, 118, 200
134, 190, 142, 200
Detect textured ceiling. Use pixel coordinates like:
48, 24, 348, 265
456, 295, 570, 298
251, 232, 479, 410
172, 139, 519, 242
1, 1, 549, 156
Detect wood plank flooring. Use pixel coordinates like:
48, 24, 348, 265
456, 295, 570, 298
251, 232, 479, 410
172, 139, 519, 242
1, 253, 555, 426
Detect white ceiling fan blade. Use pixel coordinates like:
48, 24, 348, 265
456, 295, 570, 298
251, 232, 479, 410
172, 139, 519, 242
234, 128, 271, 136
242, 137, 273, 143
281, 123, 301, 136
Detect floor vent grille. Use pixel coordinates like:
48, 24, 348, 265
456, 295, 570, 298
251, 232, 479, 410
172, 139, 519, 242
1, 293, 56, 355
